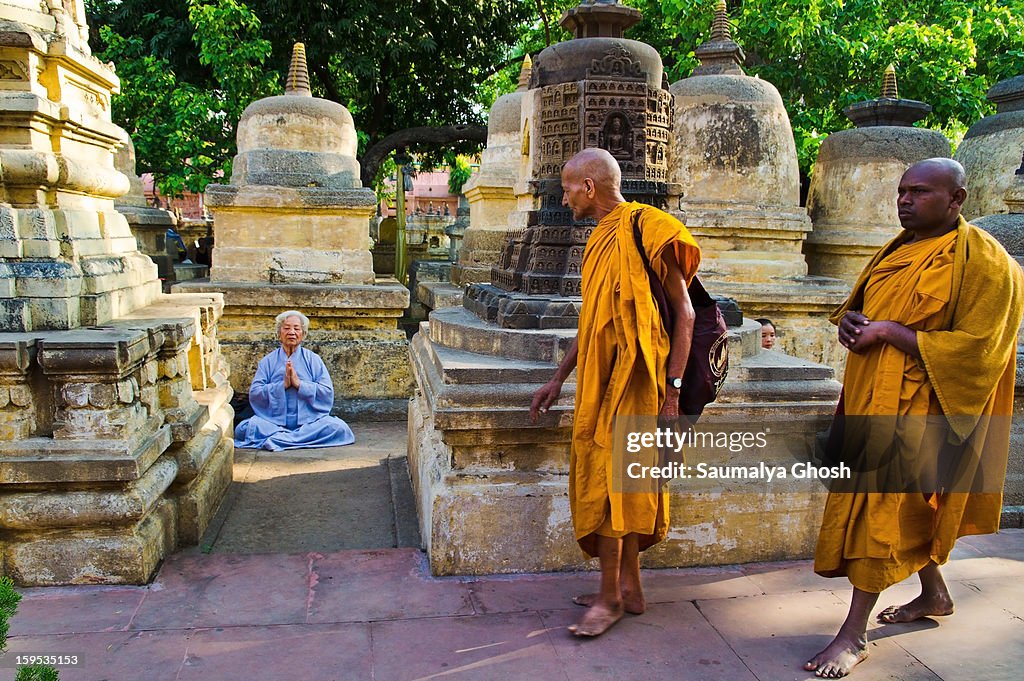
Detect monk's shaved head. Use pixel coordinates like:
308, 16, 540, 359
560, 147, 627, 221
897, 157, 968, 237
562, 148, 621, 193
905, 158, 967, 193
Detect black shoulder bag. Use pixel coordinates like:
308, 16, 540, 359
630, 208, 729, 421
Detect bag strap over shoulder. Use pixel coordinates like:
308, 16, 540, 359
630, 206, 714, 308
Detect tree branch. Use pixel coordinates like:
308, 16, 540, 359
360, 124, 488, 188
310, 58, 343, 103
538, 0, 552, 46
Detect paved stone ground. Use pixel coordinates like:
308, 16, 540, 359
5, 422, 1024, 681
198, 421, 420, 554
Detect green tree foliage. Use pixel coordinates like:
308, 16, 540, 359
490, 1, 1024, 175
86, 0, 280, 197
635, 0, 1024, 173
0, 575, 17, 654
86, 0, 531, 195
15, 667, 60, 681
446, 153, 474, 194
88, 0, 1024, 190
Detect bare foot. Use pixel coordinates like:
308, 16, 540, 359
877, 592, 954, 623
804, 635, 868, 678
567, 601, 624, 637
573, 591, 646, 614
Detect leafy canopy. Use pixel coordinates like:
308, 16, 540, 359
86, 0, 531, 196
87, 0, 280, 196
491, 0, 1024, 175
88, 0, 1024, 193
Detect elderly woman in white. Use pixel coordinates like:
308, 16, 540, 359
234, 310, 355, 450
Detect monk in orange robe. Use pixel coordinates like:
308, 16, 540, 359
531, 148, 701, 637
805, 158, 1024, 677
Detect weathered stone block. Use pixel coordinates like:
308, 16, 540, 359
3, 499, 177, 586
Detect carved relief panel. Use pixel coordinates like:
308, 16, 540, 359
491, 40, 673, 310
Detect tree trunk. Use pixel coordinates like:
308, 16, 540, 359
360, 125, 488, 188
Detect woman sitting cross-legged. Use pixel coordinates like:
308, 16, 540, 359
234, 310, 355, 451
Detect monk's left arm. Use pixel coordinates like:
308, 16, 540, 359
661, 245, 696, 415
874, 321, 921, 360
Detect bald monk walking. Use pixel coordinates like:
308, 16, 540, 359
530, 148, 701, 637
805, 158, 1024, 677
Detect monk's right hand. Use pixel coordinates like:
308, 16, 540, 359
838, 311, 871, 351
530, 380, 562, 423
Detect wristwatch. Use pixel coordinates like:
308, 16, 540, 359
668, 376, 683, 390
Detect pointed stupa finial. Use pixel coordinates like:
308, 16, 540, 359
559, 0, 642, 39
285, 42, 312, 96
710, 0, 732, 42
691, 0, 745, 76
517, 54, 533, 92
844, 64, 930, 127
881, 64, 899, 99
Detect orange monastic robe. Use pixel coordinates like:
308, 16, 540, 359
571, 201, 701, 558
815, 217, 1024, 592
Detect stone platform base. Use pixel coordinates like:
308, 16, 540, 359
174, 279, 414, 411
417, 282, 463, 313
408, 308, 841, 575
0, 293, 234, 585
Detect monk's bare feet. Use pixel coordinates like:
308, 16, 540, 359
573, 591, 646, 615
804, 635, 868, 678
877, 591, 954, 623
567, 601, 624, 637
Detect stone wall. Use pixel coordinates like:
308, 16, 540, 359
0, 294, 234, 585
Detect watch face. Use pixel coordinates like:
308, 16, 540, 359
670, 377, 683, 389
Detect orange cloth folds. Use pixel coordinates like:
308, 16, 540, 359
571, 202, 701, 558
815, 218, 1024, 592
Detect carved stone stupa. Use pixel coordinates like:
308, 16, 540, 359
407, 0, 840, 576
0, 1, 234, 585
470, 0, 672, 328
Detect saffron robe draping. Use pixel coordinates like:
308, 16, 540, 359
571, 201, 701, 558
814, 217, 1024, 592
234, 346, 355, 451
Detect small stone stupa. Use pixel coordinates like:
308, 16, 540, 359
0, 1, 234, 585
804, 66, 951, 284
667, 1, 848, 367
453, 56, 533, 287
956, 75, 1024, 220
177, 43, 411, 419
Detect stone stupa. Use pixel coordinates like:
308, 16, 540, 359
177, 43, 412, 419
974, 151, 1024, 528
407, 0, 839, 576
0, 0, 234, 585
956, 75, 1024, 220
666, 1, 849, 368
453, 56, 533, 288
804, 66, 951, 284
